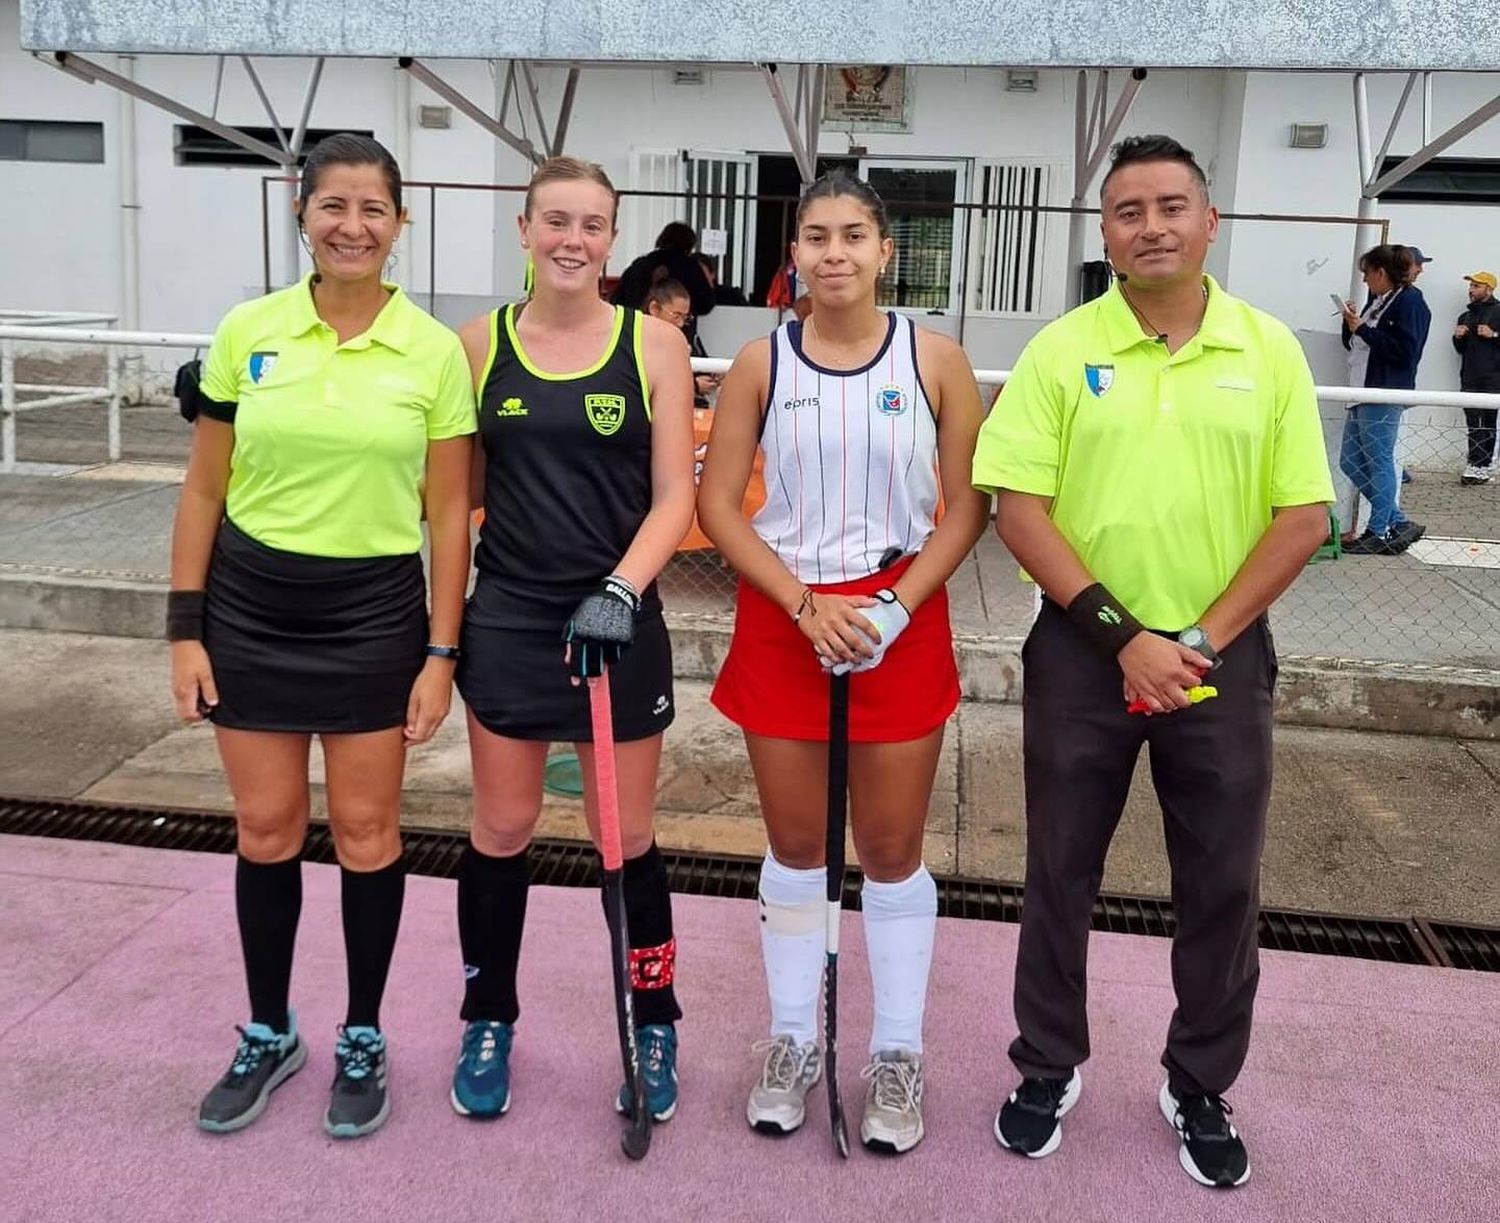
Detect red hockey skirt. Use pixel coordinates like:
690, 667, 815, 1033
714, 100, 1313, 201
710, 558, 960, 743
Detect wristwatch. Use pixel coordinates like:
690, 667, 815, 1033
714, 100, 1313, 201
1177, 625, 1221, 669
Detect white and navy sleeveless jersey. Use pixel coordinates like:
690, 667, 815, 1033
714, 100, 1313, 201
754, 312, 939, 583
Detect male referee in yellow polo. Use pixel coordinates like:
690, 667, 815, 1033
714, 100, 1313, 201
973, 135, 1334, 1188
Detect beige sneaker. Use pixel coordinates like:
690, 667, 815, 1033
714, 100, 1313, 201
746, 1035, 822, 1134
859, 1048, 924, 1153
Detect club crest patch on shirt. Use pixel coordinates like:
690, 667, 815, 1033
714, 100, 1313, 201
584, 393, 626, 436
876, 384, 907, 416
1084, 363, 1115, 397
248, 352, 278, 384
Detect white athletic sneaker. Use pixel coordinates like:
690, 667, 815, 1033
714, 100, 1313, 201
746, 1035, 823, 1134
859, 1048, 925, 1154
1461, 464, 1492, 485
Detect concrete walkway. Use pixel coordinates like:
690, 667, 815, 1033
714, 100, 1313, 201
4, 628, 1497, 927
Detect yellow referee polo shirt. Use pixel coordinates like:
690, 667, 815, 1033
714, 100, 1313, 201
972, 276, 1334, 630
199, 275, 476, 558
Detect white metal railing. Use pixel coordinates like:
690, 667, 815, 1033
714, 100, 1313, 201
6, 324, 1500, 474
0, 310, 121, 328
0, 317, 130, 472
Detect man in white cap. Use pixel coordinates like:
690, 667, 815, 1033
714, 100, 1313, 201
1454, 270, 1500, 484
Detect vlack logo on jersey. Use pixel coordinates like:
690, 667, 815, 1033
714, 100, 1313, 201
782, 396, 821, 411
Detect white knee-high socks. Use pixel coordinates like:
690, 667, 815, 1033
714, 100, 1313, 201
758, 854, 938, 1056
863, 864, 937, 1056
757, 853, 826, 1045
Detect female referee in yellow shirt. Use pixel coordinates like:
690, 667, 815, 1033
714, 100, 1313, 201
168, 134, 476, 1139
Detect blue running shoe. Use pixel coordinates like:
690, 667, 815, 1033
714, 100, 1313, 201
450, 1021, 514, 1119
614, 1024, 678, 1122
324, 1025, 390, 1139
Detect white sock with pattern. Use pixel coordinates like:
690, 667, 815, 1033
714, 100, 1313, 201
863, 864, 937, 1056
757, 853, 827, 1046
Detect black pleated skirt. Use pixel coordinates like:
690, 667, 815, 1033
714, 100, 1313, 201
203, 520, 427, 733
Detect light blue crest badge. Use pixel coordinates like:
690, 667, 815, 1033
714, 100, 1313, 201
877, 384, 906, 415
248, 351, 278, 384
1085, 363, 1115, 397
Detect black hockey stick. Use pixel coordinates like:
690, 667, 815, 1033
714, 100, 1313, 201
824, 669, 852, 1158
589, 670, 651, 1161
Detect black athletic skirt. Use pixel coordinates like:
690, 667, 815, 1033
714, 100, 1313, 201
203, 519, 427, 733
457, 610, 675, 743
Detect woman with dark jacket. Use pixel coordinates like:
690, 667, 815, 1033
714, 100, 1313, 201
1338, 243, 1431, 554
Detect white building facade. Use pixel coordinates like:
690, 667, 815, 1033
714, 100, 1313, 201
6, 0, 1500, 407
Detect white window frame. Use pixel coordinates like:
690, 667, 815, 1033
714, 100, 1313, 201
966, 158, 1069, 320
622, 148, 683, 275
855, 157, 971, 317
683, 149, 759, 298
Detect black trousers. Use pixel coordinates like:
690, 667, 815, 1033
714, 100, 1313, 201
1008, 600, 1277, 1097
1464, 407, 1498, 468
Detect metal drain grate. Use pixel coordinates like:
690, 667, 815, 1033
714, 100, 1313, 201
1416, 919, 1500, 972
2, 797, 1478, 970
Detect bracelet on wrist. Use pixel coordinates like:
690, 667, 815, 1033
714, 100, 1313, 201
791, 587, 816, 623
166, 589, 206, 642
1065, 582, 1144, 658
424, 643, 461, 660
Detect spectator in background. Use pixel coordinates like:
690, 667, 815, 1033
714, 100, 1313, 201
644, 279, 719, 405
1338, 243, 1431, 555
1454, 270, 1500, 485
611, 222, 716, 319
1396, 246, 1430, 486
697, 254, 751, 307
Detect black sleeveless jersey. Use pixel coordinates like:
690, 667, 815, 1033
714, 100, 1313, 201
468, 302, 660, 630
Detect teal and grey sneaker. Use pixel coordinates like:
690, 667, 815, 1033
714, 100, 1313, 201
198, 1016, 307, 1133
324, 1025, 390, 1139
450, 1020, 514, 1119
746, 1035, 823, 1135
614, 1024, 678, 1122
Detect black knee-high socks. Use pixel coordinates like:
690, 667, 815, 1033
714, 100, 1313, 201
604, 842, 682, 1027
235, 852, 406, 1032
236, 853, 302, 1034
457, 844, 531, 1023
341, 856, 406, 1029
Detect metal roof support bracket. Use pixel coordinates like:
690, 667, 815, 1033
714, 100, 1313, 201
759, 62, 815, 184
37, 50, 289, 164
400, 56, 543, 166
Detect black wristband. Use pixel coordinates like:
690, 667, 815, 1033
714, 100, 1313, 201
424, 644, 461, 660
166, 590, 206, 642
1066, 582, 1145, 658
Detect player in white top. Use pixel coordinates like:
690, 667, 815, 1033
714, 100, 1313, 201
699, 170, 990, 1153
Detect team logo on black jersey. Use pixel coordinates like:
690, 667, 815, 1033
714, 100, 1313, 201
248, 352, 278, 384
496, 396, 528, 417
584, 393, 626, 436
876, 384, 906, 415
1085, 364, 1115, 397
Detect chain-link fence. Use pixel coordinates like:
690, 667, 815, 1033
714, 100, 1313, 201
7, 177, 1499, 669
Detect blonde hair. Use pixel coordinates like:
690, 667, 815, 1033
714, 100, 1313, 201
524, 156, 618, 224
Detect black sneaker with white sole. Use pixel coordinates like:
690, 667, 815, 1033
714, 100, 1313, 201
993, 1069, 1081, 1158
1158, 1079, 1251, 1188
324, 1026, 390, 1139
198, 1019, 307, 1133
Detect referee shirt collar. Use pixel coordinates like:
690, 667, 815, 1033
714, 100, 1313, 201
1100, 274, 1245, 355
289, 273, 415, 354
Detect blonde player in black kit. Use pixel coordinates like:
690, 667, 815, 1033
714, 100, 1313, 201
448, 157, 696, 1125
